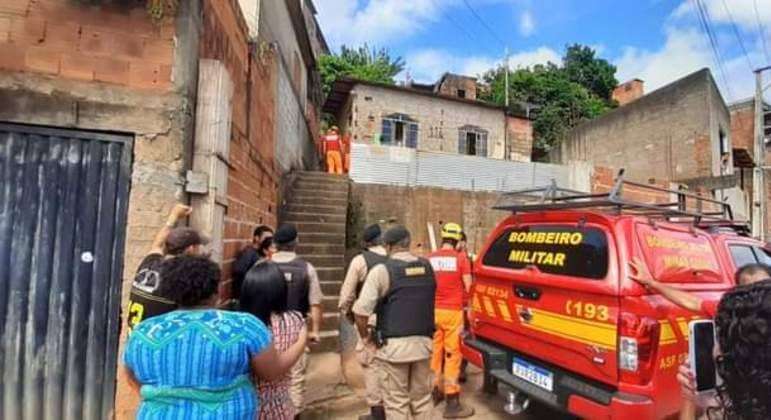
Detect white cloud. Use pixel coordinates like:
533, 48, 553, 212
519, 10, 535, 37
673, 0, 771, 31
614, 0, 771, 103
315, 0, 453, 49
404, 46, 560, 83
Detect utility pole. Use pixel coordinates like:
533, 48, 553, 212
752, 66, 771, 240
504, 48, 510, 160
504, 47, 510, 108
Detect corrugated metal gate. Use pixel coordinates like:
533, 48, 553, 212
0, 123, 132, 420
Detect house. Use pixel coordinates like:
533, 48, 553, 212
323, 73, 534, 162
0, 0, 325, 418
551, 68, 733, 184
550, 67, 764, 228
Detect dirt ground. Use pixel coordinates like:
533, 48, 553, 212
301, 352, 573, 419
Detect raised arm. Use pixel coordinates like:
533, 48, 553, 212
629, 258, 703, 313
149, 204, 192, 255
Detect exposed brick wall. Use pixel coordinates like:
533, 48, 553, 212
612, 79, 644, 106
200, 0, 278, 299
0, 0, 175, 90
506, 115, 533, 162
437, 74, 477, 100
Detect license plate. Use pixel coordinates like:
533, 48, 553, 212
512, 357, 554, 391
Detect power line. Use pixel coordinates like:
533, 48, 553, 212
433, 0, 495, 57
693, 0, 734, 99
753, 0, 771, 64
720, 0, 754, 71
460, 0, 507, 49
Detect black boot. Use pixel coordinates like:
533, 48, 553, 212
443, 393, 474, 418
432, 386, 445, 406
358, 405, 385, 420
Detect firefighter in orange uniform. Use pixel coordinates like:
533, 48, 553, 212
323, 126, 344, 175
427, 223, 474, 418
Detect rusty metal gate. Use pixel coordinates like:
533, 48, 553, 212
0, 123, 132, 420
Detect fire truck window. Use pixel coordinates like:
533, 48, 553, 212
481, 225, 609, 279
730, 245, 758, 268
753, 247, 771, 266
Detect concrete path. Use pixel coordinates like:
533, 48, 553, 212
302, 352, 574, 419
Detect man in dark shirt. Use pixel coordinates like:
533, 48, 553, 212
231, 225, 274, 300
126, 204, 210, 330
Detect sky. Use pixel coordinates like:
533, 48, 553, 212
314, 0, 771, 103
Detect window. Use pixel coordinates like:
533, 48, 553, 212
381, 113, 419, 148
481, 225, 609, 279
458, 125, 488, 157
457, 89, 466, 98
730, 245, 757, 268
719, 129, 730, 156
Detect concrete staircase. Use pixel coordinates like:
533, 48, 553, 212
282, 171, 349, 352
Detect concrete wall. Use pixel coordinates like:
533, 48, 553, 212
259, 0, 306, 102
552, 69, 730, 183
349, 183, 509, 257
349, 83, 508, 159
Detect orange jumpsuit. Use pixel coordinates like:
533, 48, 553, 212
427, 248, 471, 395
323, 133, 343, 175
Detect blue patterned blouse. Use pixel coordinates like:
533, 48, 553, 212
124, 309, 272, 419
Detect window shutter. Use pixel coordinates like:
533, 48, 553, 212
478, 132, 488, 157
381, 119, 393, 145
407, 123, 419, 148
458, 129, 467, 154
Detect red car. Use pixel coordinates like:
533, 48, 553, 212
462, 175, 769, 419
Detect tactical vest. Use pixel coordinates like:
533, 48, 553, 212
276, 258, 311, 315
356, 249, 388, 297
376, 258, 436, 339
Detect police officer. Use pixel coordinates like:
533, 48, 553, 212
353, 225, 436, 420
338, 223, 388, 420
427, 223, 474, 418
271, 223, 324, 416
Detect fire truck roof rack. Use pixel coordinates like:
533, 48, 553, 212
494, 169, 750, 232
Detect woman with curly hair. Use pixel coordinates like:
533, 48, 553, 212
678, 279, 771, 419
123, 255, 307, 419
240, 261, 306, 420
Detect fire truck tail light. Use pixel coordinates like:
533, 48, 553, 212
619, 312, 660, 385
619, 337, 638, 371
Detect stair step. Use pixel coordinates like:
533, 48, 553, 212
297, 231, 345, 244
284, 212, 346, 224
315, 267, 345, 282
286, 203, 347, 214
304, 254, 345, 267
292, 188, 349, 199
296, 172, 349, 183
289, 196, 348, 207
320, 280, 342, 296
293, 180, 350, 192
322, 296, 340, 312
294, 222, 346, 235
311, 330, 339, 353
322, 311, 341, 330
296, 243, 346, 255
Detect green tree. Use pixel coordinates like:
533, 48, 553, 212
318, 45, 405, 96
478, 44, 616, 156
562, 44, 618, 100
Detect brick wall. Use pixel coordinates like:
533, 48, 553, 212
0, 0, 175, 90
612, 79, 644, 106
200, 0, 278, 300
437, 74, 477, 100
506, 115, 533, 162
